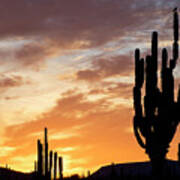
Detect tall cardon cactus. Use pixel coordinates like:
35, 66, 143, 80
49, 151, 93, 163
133, 9, 180, 177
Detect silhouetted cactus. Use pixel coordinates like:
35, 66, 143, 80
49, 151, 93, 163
54, 152, 57, 180
133, 8, 180, 177
49, 150, 53, 180
35, 128, 66, 180
45, 127, 49, 178
59, 156, 63, 180
37, 139, 43, 176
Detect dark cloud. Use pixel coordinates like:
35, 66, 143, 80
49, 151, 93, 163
76, 55, 133, 82
0, 0, 177, 70
0, 40, 60, 71
0, 74, 31, 92
14, 41, 57, 70
0, 75, 27, 87
0, 0, 177, 47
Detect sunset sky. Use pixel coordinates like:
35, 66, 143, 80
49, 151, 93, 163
1, 0, 180, 176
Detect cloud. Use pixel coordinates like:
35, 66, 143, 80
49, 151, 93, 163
0, 0, 177, 71
88, 82, 133, 101
0, 0, 176, 47
0, 74, 31, 93
0, 75, 23, 87
1, 85, 135, 172
14, 42, 51, 70
0, 39, 60, 71
76, 55, 133, 82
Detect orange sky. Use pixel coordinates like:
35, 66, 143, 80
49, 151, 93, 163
0, 0, 180, 177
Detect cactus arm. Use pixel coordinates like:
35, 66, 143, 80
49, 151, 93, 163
161, 48, 168, 95
134, 49, 144, 117
133, 48, 146, 148
135, 49, 144, 88
133, 116, 146, 148
171, 9, 179, 69
133, 49, 144, 121
172, 10, 179, 69
174, 10, 179, 42
133, 85, 146, 147
151, 31, 158, 85
171, 42, 179, 68
133, 87, 143, 118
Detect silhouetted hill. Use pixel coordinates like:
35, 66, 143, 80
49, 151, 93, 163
89, 160, 180, 179
0, 167, 35, 180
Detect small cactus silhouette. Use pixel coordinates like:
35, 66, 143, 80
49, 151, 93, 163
133, 8, 180, 176
44, 127, 49, 178
49, 150, 53, 180
59, 156, 63, 180
37, 139, 43, 176
54, 152, 57, 180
